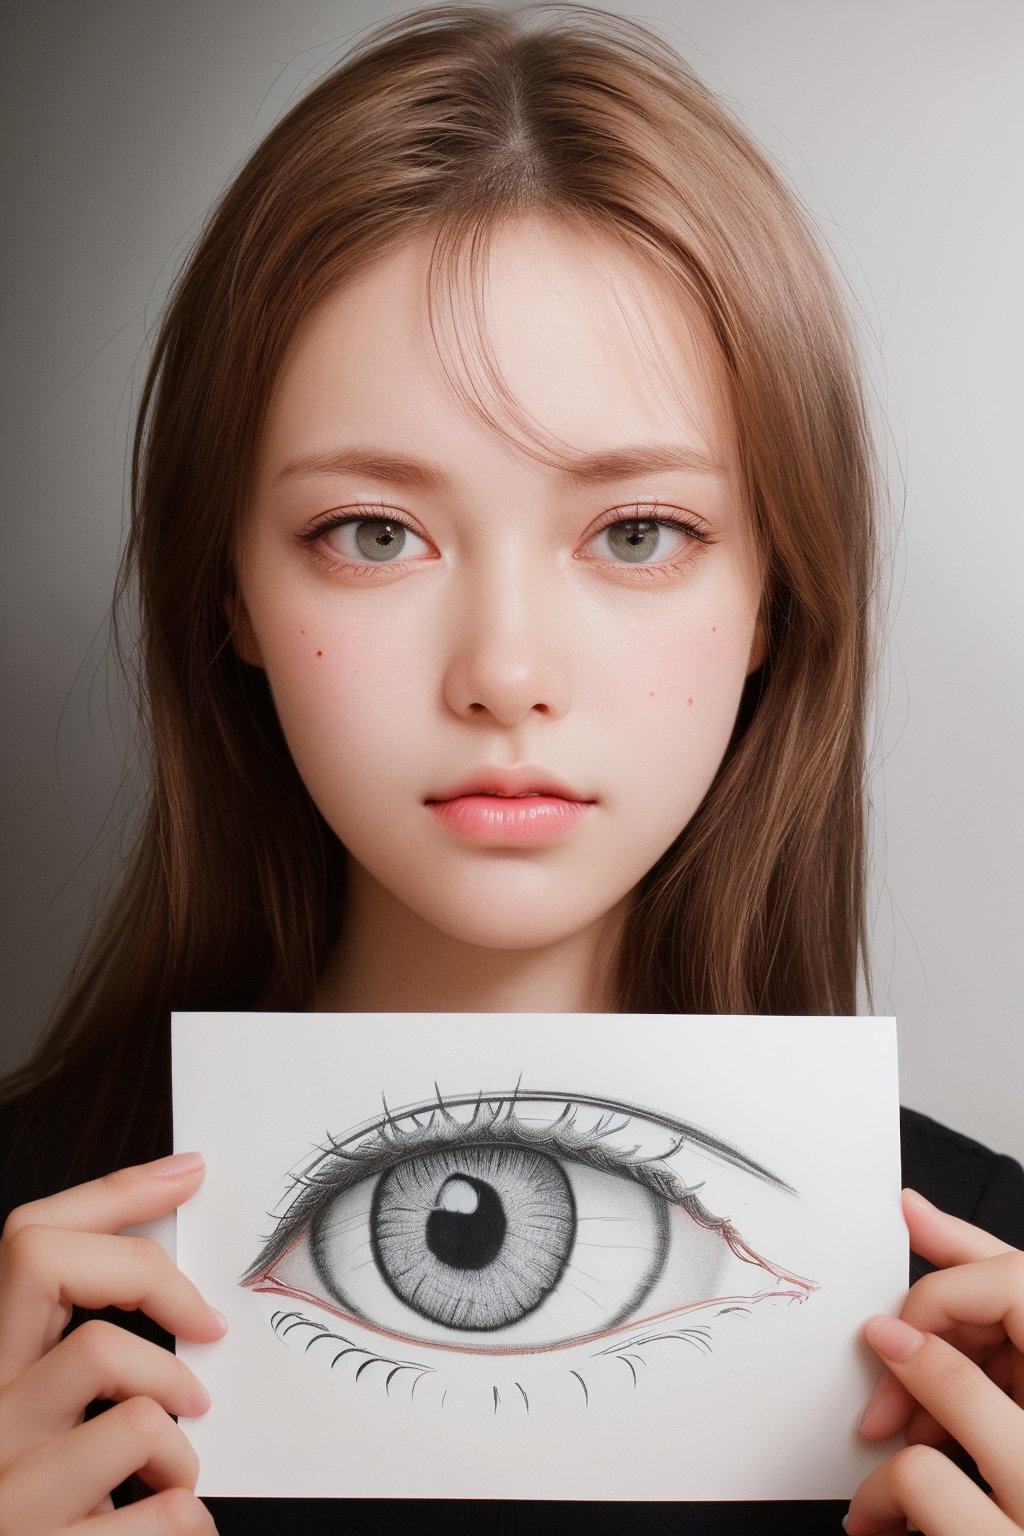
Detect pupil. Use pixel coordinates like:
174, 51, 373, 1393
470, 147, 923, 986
355, 519, 406, 560
425, 1174, 507, 1271
609, 519, 659, 562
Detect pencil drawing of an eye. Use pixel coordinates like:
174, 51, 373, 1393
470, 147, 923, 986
240, 1088, 818, 1407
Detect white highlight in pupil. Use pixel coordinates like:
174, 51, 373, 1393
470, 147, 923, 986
437, 1176, 480, 1214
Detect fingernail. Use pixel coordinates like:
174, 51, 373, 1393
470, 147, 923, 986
189, 1381, 212, 1413
150, 1151, 205, 1178
867, 1314, 924, 1363
841, 1513, 850, 1533
210, 1307, 229, 1334
902, 1187, 932, 1210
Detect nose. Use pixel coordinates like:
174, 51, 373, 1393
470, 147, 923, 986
441, 547, 572, 727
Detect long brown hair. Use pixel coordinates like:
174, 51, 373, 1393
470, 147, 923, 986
4, 4, 878, 1174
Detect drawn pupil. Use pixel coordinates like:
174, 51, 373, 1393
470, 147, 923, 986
426, 1175, 507, 1270
365, 1144, 576, 1331
608, 519, 659, 562
355, 519, 405, 560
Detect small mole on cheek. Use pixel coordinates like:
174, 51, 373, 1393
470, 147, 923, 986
688, 698, 694, 707
711, 626, 717, 633
648, 690, 655, 698
316, 650, 323, 658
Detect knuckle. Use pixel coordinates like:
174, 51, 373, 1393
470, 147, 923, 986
889, 1442, 945, 1501
119, 1393, 168, 1442
155, 1484, 210, 1533
1001, 1249, 1024, 1291
1, 1222, 49, 1278
72, 1317, 122, 1371
929, 1344, 982, 1405
1, 1203, 36, 1246
124, 1233, 170, 1273
102, 1163, 140, 1201
909, 1267, 942, 1308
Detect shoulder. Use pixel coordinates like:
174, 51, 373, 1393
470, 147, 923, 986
900, 1104, 1024, 1266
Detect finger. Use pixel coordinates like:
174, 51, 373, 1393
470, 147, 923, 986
70, 1486, 219, 1533
865, 1315, 1024, 1522
901, 1251, 1024, 1355
0, 1395, 198, 1535
1, 1153, 207, 1243
843, 1443, 1019, 1536
860, 1323, 1018, 1443
902, 1188, 1016, 1268
858, 1366, 917, 1440
0, 1225, 227, 1385
860, 1248, 1024, 1441
0, 1318, 211, 1463
902, 1335, 1024, 1444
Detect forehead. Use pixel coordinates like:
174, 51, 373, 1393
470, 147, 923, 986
260, 215, 735, 478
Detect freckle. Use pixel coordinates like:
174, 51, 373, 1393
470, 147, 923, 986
711, 626, 717, 633
687, 698, 694, 706
316, 650, 323, 658
300, 628, 305, 635
648, 690, 655, 698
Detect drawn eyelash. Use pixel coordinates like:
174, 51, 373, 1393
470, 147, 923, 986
270, 1309, 436, 1398
242, 1084, 794, 1284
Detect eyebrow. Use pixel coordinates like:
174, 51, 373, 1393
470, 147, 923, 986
275, 442, 724, 489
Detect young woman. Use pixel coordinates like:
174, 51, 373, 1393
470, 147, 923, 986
1, 6, 1021, 1533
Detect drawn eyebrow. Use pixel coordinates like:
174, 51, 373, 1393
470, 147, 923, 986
274, 442, 724, 489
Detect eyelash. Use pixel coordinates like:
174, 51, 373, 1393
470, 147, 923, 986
296, 501, 713, 581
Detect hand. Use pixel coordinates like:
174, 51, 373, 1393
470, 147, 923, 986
845, 1187, 1024, 1535
0, 1152, 224, 1533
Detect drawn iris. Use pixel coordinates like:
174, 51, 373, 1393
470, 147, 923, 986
354, 1146, 575, 1329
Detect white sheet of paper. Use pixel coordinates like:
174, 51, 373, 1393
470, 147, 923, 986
172, 1011, 905, 1500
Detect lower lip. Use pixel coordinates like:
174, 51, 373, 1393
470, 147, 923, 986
427, 795, 592, 843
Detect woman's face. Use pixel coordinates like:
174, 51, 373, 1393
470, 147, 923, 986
234, 217, 764, 954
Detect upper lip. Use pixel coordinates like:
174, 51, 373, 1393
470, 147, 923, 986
425, 767, 593, 803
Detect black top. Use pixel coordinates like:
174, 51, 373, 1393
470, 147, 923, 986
2, 1047, 1023, 1536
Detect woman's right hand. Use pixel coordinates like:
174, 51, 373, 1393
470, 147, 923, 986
0, 1151, 225, 1533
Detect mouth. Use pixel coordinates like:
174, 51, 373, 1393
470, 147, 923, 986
424, 768, 594, 806
424, 768, 595, 844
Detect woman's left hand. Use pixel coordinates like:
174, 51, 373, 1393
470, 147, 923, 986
844, 1187, 1024, 1534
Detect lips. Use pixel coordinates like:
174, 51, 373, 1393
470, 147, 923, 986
425, 767, 593, 805
424, 768, 595, 844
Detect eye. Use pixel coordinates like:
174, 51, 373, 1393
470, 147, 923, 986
301, 507, 434, 567
240, 1089, 816, 1374
592, 518, 687, 564
579, 504, 711, 569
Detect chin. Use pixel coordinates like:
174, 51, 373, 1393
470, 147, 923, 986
408, 896, 612, 955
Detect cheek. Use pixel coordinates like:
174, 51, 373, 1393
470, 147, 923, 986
257, 609, 426, 819
595, 611, 753, 763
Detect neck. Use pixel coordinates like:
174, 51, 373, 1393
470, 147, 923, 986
313, 863, 628, 1015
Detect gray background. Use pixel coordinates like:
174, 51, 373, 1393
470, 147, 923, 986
3, 1, 1022, 1164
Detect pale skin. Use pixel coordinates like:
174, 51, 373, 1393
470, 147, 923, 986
0, 218, 1020, 1532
